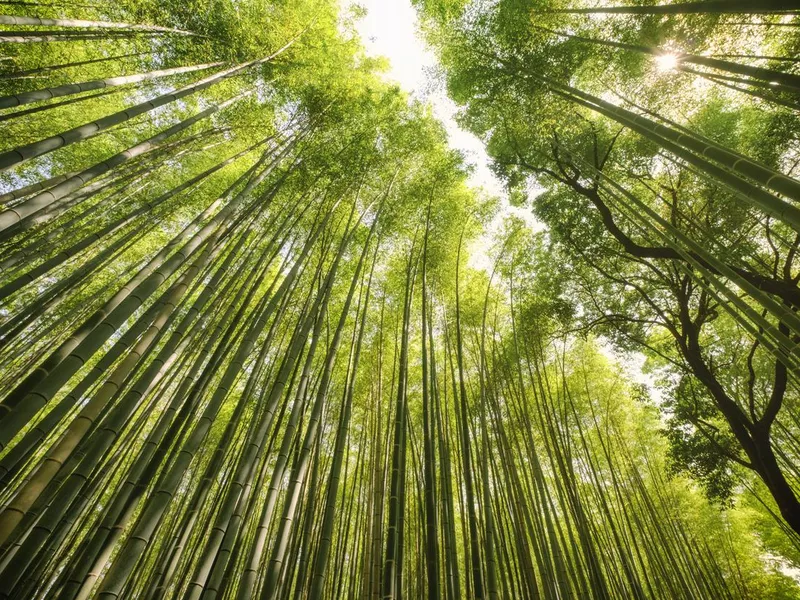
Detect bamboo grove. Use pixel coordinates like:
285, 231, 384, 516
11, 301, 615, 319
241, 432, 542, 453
0, 0, 798, 599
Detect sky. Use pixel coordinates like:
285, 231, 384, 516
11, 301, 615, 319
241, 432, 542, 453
351, 0, 506, 199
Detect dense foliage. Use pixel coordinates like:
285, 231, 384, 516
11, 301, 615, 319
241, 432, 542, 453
0, 0, 798, 598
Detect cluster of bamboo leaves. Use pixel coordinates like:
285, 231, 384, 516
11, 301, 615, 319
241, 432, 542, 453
0, 0, 798, 599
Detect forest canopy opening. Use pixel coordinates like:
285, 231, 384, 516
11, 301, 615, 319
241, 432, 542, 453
0, 1, 799, 598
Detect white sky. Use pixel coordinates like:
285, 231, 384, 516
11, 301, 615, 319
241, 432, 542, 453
351, 0, 506, 198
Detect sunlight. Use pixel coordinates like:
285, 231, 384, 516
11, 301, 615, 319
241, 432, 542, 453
655, 53, 679, 71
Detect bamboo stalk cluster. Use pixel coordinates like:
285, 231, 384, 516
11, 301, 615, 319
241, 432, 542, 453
0, 1, 798, 599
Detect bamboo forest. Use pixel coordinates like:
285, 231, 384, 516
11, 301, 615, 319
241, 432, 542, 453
4, 0, 800, 598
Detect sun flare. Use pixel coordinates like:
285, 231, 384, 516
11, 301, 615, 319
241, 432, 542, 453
655, 53, 679, 71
